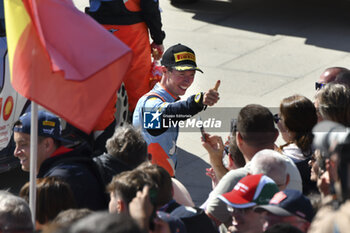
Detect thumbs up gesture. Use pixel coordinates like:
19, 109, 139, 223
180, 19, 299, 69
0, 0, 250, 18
203, 80, 220, 106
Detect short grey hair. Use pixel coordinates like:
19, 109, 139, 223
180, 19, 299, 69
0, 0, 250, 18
250, 149, 287, 186
0, 190, 33, 232
106, 124, 148, 168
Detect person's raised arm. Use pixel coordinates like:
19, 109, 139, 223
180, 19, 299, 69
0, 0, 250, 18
129, 186, 154, 232
202, 133, 228, 182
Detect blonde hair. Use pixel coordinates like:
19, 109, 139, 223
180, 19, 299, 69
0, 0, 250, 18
316, 83, 350, 126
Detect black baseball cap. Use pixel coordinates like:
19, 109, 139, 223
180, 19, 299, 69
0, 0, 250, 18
254, 189, 314, 222
161, 44, 203, 73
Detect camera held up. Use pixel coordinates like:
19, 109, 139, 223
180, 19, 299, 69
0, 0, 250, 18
312, 120, 350, 203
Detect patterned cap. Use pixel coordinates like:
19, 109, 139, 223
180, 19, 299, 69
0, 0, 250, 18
219, 174, 279, 208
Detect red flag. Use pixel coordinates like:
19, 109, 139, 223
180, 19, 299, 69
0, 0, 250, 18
5, 0, 132, 133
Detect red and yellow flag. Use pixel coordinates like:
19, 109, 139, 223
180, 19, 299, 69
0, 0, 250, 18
4, 0, 132, 133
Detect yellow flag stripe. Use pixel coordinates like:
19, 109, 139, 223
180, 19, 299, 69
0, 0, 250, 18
4, 0, 31, 80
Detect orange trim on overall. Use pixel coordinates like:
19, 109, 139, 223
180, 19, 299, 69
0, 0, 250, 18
159, 83, 179, 100
148, 143, 175, 177
124, 0, 141, 11
144, 92, 166, 102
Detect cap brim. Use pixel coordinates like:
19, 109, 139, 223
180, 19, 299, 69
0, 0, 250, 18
218, 194, 257, 209
254, 205, 293, 217
173, 65, 203, 73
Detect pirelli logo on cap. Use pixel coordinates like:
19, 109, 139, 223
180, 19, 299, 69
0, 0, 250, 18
176, 66, 195, 71
43, 120, 56, 127
174, 52, 196, 63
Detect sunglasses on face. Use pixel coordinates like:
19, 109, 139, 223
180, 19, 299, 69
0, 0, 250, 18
273, 114, 281, 124
230, 118, 238, 134
315, 82, 325, 91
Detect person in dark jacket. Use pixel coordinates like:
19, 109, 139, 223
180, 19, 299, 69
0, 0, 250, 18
137, 163, 219, 233
93, 124, 149, 185
13, 111, 108, 210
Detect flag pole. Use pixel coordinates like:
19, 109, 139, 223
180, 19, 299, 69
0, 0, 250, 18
29, 102, 38, 226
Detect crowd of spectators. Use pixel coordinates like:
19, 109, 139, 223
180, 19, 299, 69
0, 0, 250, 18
2, 59, 350, 233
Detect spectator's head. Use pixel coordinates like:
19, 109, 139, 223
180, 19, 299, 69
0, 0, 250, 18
278, 95, 317, 156
160, 44, 202, 98
136, 162, 173, 208
107, 169, 157, 214
250, 149, 289, 191
52, 208, 93, 229
334, 69, 350, 88
63, 212, 142, 233
317, 67, 348, 90
156, 211, 187, 233
308, 150, 326, 183
315, 83, 350, 126
218, 174, 279, 233
13, 111, 67, 173
19, 176, 77, 229
255, 189, 314, 233
236, 104, 278, 161
227, 120, 246, 169
0, 190, 33, 233
106, 124, 148, 169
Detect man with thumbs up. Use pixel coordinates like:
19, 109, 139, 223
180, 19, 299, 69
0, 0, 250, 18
133, 44, 220, 177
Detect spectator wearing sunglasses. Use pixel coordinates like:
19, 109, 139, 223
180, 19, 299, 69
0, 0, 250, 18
276, 95, 317, 162
316, 67, 348, 91
202, 105, 279, 187
203, 105, 302, 230
333, 69, 350, 88
276, 94, 318, 195
314, 83, 350, 127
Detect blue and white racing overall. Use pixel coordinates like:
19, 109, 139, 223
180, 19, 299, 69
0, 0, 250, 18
133, 83, 205, 176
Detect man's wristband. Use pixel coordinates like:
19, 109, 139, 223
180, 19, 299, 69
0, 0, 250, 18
194, 92, 207, 110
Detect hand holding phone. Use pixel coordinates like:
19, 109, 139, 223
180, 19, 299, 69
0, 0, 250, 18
199, 116, 206, 141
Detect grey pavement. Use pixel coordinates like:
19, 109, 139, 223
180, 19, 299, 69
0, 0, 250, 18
74, 0, 350, 205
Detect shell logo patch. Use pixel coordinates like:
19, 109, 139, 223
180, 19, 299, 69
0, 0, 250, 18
174, 52, 196, 63
43, 121, 56, 127
3, 96, 13, 121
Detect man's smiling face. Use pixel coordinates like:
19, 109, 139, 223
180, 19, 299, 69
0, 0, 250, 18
13, 132, 49, 173
163, 68, 195, 98
14, 132, 31, 171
